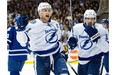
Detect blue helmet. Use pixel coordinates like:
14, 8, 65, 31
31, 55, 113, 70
101, 19, 109, 24
15, 15, 28, 31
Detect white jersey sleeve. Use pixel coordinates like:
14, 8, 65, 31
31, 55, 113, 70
95, 23, 109, 53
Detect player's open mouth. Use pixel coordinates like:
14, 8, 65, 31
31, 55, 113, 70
46, 15, 49, 18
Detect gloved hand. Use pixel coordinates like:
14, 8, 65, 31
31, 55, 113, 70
68, 37, 78, 50
15, 15, 28, 31
84, 25, 100, 42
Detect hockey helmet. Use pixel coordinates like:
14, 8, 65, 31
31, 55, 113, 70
38, 2, 52, 11
84, 9, 96, 21
101, 19, 109, 25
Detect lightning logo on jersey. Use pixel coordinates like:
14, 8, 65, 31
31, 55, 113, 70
80, 39, 93, 50
45, 29, 58, 43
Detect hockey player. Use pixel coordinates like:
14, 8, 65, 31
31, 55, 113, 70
16, 2, 69, 75
68, 9, 109, 75
7, 15, 28, 75
101, 19, 109, 75
101, 19, 109, 30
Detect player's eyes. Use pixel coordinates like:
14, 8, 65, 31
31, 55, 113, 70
85, 18, 95, 20
42, 9, 52, 12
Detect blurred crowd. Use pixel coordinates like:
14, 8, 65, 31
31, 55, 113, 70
7, 0, 100, 43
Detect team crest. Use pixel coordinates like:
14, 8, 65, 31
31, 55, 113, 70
80, 39, 93, 50
45, 31, 58, 43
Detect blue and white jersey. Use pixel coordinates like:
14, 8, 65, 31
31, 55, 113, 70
7, 26, 28, 60
72, 23, 109, 64
17, 19, 62, 57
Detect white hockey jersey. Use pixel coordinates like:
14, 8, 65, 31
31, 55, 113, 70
17, 19, 62, 57
72, 23, 109, 64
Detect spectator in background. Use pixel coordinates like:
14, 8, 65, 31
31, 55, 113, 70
8, 0, 100, 29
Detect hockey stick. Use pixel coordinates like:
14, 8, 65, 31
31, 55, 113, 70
69, 0, 74, 36
61, 54, 78, 75
67, 61, 78, 75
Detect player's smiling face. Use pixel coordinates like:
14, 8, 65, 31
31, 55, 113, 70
39, 8, 53, 23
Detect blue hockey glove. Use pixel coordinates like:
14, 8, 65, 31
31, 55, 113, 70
84, 25, 100, 42
15, 15, 28, 31
68, 37, 78, 50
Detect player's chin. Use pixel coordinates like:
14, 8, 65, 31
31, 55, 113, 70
45, 17, 50, 21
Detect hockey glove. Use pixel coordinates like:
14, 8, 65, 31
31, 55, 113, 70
84, 25, 100, 42
15, 15, 28, 31
68, 37, 78, 50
